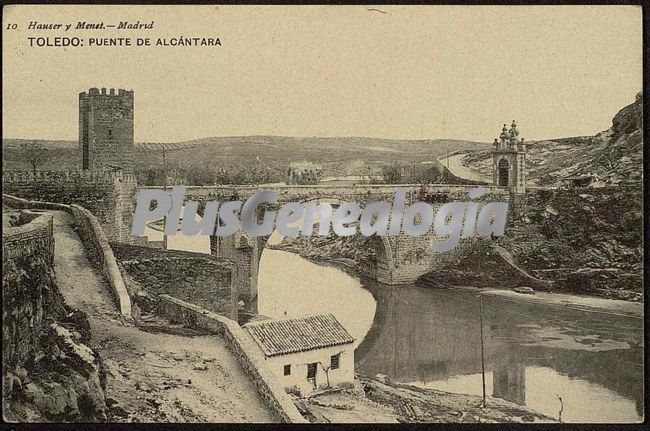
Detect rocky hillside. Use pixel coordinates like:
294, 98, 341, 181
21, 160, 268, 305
463, 93, 643, 186
419, 185, 643, 301
498, 186, 643, 300
2, 211, 108, 421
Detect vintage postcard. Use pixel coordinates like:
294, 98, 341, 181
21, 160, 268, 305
1, 4, 644, 426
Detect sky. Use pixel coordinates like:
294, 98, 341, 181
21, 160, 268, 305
2, 5, 643, 143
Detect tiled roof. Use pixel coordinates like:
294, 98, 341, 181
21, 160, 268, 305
244, 314, 355, 357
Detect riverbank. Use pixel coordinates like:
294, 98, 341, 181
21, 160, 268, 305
473, 287, 642, 319
299, 376, 557, 423
268, 241, 644, 316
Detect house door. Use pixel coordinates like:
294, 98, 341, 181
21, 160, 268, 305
307, 363, 317, 389
498, 158, 509, 186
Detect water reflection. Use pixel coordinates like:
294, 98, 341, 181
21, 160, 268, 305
355, 282, 644, 423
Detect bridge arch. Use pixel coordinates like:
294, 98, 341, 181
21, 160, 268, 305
290, 195, 396, 272
210, 194, 398, 307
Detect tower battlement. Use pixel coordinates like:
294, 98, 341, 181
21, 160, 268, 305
79, 87, 134, 174
81, 88, 134, 97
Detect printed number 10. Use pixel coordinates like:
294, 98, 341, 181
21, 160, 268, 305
7, 24, 18, 30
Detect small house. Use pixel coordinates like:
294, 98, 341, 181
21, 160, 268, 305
245, 314, 355, 396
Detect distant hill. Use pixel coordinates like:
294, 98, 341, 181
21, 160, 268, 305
136, 136, 490, 176
462, 92, 643, 186
3, 136, 490, 176
2, 139, 78, 171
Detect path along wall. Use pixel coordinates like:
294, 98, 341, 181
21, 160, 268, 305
3, 194, 132, 318
157, 294, 308, 423
70, 204, 132, 318
2, 209, 109, 421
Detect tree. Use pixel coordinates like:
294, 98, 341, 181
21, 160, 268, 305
381, 164, 403, 184
22, 141, 48, 174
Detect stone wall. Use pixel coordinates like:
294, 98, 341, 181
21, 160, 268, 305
2, 194, 132, 318
69, 204, 132, 318
157, 294, 308, 423
110, 243, 236, 319
2, 170, 138, 242
2, 211, 58, 371
2, 209, 108, 421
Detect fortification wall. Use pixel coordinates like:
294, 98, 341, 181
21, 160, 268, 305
2, 211, 58, 371
2, 170, 138, 242
157, 294, 308, 423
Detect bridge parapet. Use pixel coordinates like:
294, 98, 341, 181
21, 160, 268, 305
141, 183, 511, 207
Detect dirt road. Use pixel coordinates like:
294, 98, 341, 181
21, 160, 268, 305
438, 153, 490, 183
50, 211, 275, 423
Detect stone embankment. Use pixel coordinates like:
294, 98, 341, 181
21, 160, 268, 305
110, 243, 235, 319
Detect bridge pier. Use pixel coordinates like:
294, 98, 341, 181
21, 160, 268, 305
210, 229, 265, 307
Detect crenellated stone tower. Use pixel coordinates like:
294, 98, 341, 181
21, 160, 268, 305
492, 120, 527, 193
79, 87, 134, 174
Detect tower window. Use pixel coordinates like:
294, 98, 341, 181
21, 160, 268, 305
108, 128, 113, 139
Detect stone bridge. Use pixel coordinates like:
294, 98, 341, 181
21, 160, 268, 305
141, 183, 512, 305
2, 171, 514, 305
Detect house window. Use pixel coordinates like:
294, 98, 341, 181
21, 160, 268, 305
108, 128, 113, 139
331, 354, 340, 370
284, 364, 291, 376
307, 363, 317, 379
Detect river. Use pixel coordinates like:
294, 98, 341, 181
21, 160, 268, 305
146, 220, 644, 423
257, 248, 644, 423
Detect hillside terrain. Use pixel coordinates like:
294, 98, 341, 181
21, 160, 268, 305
435, 94, 644, 300
2, 136, 489, 179
462, 92, 643, 187
270, 94, 644, 301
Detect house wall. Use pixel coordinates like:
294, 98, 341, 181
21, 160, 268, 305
264, 345, 354, 396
